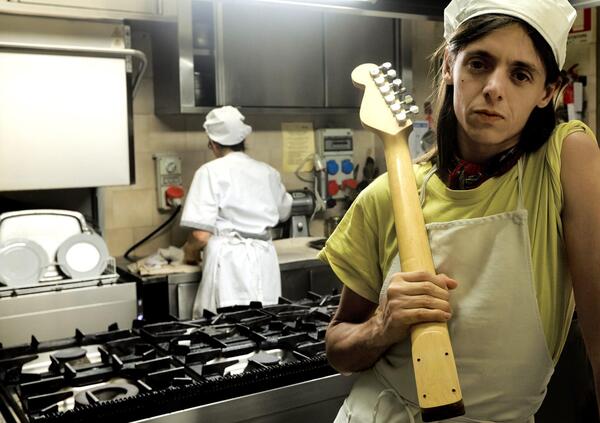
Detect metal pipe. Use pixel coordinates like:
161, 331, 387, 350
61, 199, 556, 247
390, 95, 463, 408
0, 41, 147, 97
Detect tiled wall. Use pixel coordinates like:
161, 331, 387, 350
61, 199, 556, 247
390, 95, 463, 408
100, 30, 383, 258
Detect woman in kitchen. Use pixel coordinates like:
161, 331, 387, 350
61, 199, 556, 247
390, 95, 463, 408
181, 105, 293, 316
319, 0, 600, 421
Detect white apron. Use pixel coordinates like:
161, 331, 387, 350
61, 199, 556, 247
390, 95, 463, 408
335, 160, 554, 423
192, 231, 281, 317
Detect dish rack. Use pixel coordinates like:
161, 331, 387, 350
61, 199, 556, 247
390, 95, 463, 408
0, 256, 119, 299
0, 209, 120, 297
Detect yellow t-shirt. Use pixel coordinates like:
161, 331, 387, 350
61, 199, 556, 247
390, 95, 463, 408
319, 120, 594, 361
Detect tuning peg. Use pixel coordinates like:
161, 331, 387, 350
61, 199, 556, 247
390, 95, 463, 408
384, 93, 398, 104
371, 62, 392, 77
400, 95, 414, 105
390, 102, 402, 113
395, 111, 408, 123
379, 83, 392, 95
385, 69, 398, 80
374, 75, 386, 86
389, 94, 417, 111
390, 79, 406, 97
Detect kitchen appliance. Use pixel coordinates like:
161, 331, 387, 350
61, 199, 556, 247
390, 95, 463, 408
0, 210, 136, 347
0, 15, 146, 191
0, 210, 88, 281
285, 189, 316, 238
0, 292, 355, 423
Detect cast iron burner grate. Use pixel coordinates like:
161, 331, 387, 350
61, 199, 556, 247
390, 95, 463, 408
0, 296, 339, 423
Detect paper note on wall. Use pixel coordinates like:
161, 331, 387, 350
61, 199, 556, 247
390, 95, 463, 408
282, 122, 315, 172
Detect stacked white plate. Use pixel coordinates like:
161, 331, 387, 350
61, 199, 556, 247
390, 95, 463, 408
0, 238, 49, 287
0, 210, 109, 287
56, 232, 109, 279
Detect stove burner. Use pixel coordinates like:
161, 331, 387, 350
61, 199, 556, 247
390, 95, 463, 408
51, 348, 87, 362
251, 351, 280, 366
0, 296, 339, 423
74, 383, 139, 406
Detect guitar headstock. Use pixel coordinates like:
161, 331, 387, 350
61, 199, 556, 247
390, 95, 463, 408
352, 62, 418, 137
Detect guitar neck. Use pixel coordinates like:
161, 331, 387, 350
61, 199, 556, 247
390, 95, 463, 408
381, 130, 435, 274
353, 61, 464, 419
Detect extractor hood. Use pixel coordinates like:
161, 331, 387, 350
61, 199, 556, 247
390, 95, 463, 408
570, 0, 600, 7
240, 0, 450, 19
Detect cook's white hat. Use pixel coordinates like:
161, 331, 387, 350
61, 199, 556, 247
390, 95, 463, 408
444, 0, 577, 69
203, 105, 252, 146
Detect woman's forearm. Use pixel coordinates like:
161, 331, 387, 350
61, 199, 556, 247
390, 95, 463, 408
183, 230, 212, 263
325, 311, 395, 373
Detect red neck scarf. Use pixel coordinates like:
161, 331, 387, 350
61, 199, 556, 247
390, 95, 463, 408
443, 145, 522, 190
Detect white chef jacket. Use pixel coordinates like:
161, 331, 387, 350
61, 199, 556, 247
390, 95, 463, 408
181, 152, 293, 315
181, 152, 292, 236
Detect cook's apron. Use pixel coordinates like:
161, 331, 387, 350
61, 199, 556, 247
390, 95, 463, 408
192, 231, 281, 317
334, 160, 554, 423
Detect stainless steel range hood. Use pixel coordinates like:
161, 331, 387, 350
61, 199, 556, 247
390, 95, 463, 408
248, 0, 591, 18
570, 0, 600, 7
243, 0, 449, 19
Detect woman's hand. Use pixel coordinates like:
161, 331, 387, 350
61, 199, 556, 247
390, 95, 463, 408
182, 230, 212, 264
182, 241, 200, 264
375, 271, 458, 346
325, 273, 458, 373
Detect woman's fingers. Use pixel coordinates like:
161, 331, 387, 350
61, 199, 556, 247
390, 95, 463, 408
397, 271, 458, 290
388, 305, 452, 325
438, 273, 459, 290
388, 294, 453, 314
382, 271, 458, 328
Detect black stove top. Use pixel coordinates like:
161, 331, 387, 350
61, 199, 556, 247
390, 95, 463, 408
0, 292, 340, 423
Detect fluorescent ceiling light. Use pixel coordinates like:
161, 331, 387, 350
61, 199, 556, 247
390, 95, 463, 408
304, 0, 377, 2
250, 0, 378, 8
255, 0, 377, 4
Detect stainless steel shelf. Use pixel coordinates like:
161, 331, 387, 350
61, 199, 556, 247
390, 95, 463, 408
135, 373, 358, 423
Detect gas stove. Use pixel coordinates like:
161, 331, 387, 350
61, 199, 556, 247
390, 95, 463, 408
0, 292, 344, 423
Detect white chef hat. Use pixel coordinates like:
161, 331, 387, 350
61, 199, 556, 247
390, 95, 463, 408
203, 105, 252, 146
444, 0, 577, 69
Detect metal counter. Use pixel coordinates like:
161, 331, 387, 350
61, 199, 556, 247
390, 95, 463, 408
135, 373, 357, 423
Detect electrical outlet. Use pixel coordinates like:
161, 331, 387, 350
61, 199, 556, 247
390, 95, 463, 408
315, 128, 354, 200
153, 153, 183, 210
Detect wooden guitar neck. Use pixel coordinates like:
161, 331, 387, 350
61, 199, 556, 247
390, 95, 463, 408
353, 63, 465, 421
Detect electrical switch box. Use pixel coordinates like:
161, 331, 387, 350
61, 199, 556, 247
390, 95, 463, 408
153, 153, 183, 210
315, 128, 354, 200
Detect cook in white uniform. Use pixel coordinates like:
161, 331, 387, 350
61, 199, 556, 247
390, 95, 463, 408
181, 106, 292, 316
